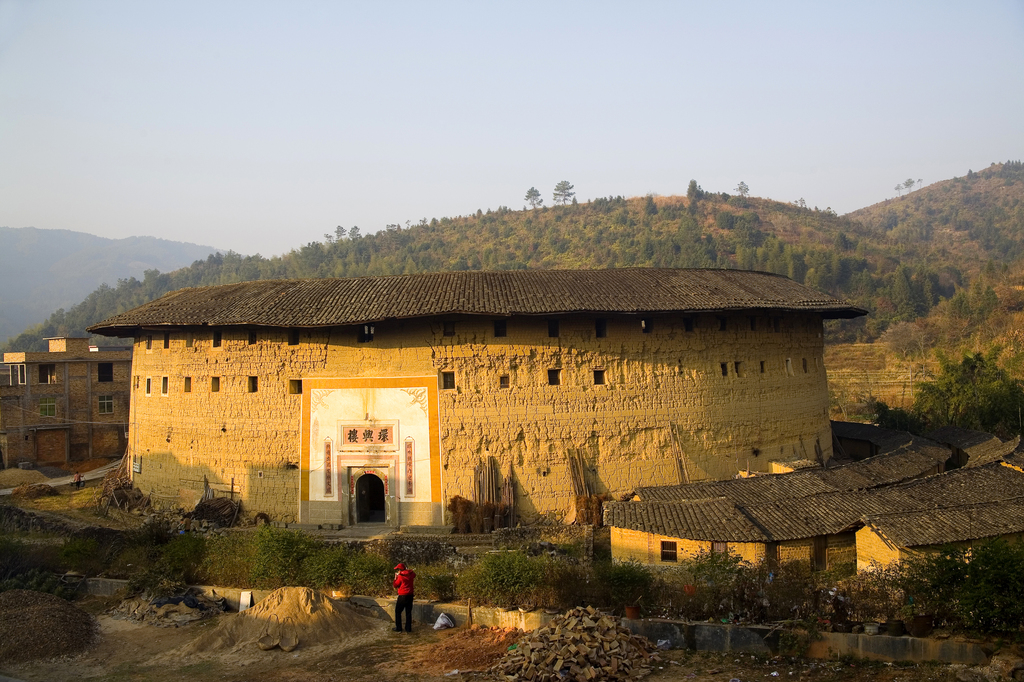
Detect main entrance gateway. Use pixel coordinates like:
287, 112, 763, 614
356, 473, 386, 523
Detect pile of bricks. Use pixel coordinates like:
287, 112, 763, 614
489, 606, 659, 681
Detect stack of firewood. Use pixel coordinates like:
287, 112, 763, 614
489, 606, 659, 681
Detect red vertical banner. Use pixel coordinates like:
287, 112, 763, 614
405, 438, 414, 497
324, 439, 333, 497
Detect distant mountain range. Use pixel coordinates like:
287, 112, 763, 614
3, 161, 1022, 357
0, 227, 220, 344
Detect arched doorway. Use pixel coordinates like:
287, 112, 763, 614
356, 473, 386, 523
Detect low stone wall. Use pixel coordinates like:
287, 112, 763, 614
492, 525, 594, 558
0, 505, 124, 546
331, 538, 459, 566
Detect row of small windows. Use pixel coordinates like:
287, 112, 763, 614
36, 395, 114, 417
7, 362, 115, 385
138, 376, 302, 395
718, 357, 817, 378
143, 315, 799, 349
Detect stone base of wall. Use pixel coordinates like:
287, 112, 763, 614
493, 525, 594, 559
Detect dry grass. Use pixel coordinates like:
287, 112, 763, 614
10, 486, 144, 531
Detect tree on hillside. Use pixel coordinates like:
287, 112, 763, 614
553, 181, 575, 205
895, 184, 903, 197
525, 187, 543, 209
735, 181, 749, 198
903, 178, 916, 194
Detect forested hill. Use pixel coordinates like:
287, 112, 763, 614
4, 161, 1023, 353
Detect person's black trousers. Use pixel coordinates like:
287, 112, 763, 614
395, 593, 414, 632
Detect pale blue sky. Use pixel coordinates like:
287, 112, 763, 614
1, 1, 1022, 257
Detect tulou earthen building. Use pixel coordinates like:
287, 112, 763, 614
87, 268, 865, 528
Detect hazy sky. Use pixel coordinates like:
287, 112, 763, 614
1, 1, 1022, 258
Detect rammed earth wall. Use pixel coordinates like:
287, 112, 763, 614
126, 311, 832, 525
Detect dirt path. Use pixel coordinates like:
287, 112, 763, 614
0, 610, 966, 682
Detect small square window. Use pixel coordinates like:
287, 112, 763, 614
289, 329, 300, 345
802, 358, 808, 373
289, 379, 303, 394
98, 395, 113, 414
720, 362, 728, 377
163, 333, 170, 349
641, 318, 652, 334
184, 377, 192, 393
145, 377, 152, 396
660, 541, 678, 562
14, 364, 26, 385
443, 322, 455, 337
683, 317, 694, 332
213, 331, 222, 348
712, 541, 728, 554
359, 324, 374, 343
98, 362, 114, 382
211, 376, 221, 393
760, 360, 765, 374
161, 377, 168, 395
548, 320, 559, 338
718, 317, 727, 331
145, 335, 153, 350
441, 372, 455, 390
595, 318, 607, 338
493, 320, 507, 337
39, 364, 56, 384
185, 332, 194, 348
39, 397, 56, 417
548, 369, 561, 386
734, 361, 743, 377
499, 375, 510, 389
593, 369, 606, 385
248, 332, 257, 345
248, 376, 258, 393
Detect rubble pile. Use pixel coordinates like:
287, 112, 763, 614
10, 483, 58, 499
0, 589, 96, 663
188, 497, 239, 527
110, 591, 228, 627
490, 606, 659, 681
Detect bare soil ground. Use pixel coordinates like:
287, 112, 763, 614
0, 595, 970, 682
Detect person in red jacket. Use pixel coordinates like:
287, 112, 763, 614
393, 562, 416, 632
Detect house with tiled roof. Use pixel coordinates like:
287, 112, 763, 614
923, 425, 1020, 469
87, 268, 865, 528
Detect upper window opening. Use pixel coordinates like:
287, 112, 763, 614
441, 372, 455, 390
184, 377, 192, 393
773, 317, 781, 333
499, 375, 510, 389
211, 376, 221, 393
161, 377, 168, 395
548, 369, 561, 386
248, 332, 257, 345
163, 333, 170, 349
288, 329, 300, 345
660, 541, 678, 562
212, 331, 222, 348
641, 318, 652, 334
749, 317, 757, 331
548, 320, 559, 338
760, 360, 766, 374
593, 369, 606, 385
98, 362, 114, 382
802, 358, 808, 373
185, 332, 194, 348
683, 317, 694, 332
359, 324, 375, 343
39, 397, 56, 417
98, 395, 113, 414
248, 376, 258, 393
595, 319, 607, 338
12, 364, 26, 385
734, 361, 743, 377
443, 322, 456, 337
289, 379, 303, 395
718, 317, 727, 331
145, 335, 153, 350
720, 362, 728, 377
145, 377, 152, 396
493, 320, 507, 338
38, 364, 56, 385
786, 358, 794, 376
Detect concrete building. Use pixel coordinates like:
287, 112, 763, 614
1, 337, 131, 468
87, 268, 865, 527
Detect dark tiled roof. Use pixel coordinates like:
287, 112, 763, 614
864, 497, 1024, 547
603, 499, 769, 543
831, 421, 913, 451
924, 426, 1020, 468
741, 491, 913, 541
888, 461, 1024, 507
634, 438, 948, 505
87, 269, 866, 335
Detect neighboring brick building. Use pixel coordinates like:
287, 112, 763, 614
87, 268, 865, 527
1, 337, 131, 468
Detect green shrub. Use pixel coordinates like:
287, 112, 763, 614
59, 537, 102, 575
536, 558, 593, 610
596, 560, 653, 613
301, 545, 351, 589
251, 525, 321, 589
126, 565, 186, 598
107, 545, 158, 580
345, 552, 392, 597
415, 564, 458, 602
0, 568, 75, 599
162, 534, 207, 586
458, 551, 544, 607
0, 535, 32, 580
201, 532, 256, 588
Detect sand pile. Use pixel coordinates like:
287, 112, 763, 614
404, 625, 522, 674
0, 468, 47, 488
11, 483, 58, 498
182, 587, 376, 653
0, 589, 97, 663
